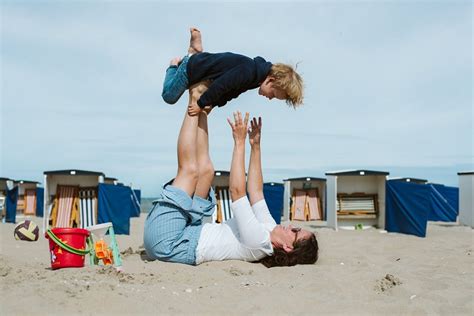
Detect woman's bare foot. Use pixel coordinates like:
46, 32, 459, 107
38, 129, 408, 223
170, 56, 182, 66
188, 27, 203, 55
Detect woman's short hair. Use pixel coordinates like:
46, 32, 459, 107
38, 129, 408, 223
260, 233, 319, 268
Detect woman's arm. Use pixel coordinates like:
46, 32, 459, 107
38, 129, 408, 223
227, 112, 274, 249
247, 117, 264, 205
227, 111, 249, 202
247, 117, 276, 226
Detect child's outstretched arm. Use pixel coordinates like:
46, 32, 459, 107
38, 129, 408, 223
227, 111, 249, 201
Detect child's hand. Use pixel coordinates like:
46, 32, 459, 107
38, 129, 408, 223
227, 111, 249, 144
203, 105, 213, 115
187, 102, 201, 116
248, 117, 262, 147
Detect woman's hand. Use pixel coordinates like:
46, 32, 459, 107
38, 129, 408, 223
227, 111, 249, 144
248, 117, 262, 147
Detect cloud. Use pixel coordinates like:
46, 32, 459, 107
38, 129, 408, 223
1, 1, 472, 195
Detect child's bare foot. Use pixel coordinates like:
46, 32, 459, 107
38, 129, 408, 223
188, 27, 203, 55
170, 56, 182, 66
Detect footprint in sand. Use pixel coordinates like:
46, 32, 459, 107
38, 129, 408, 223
226, 266, 254, 276
375, 274, 402, 293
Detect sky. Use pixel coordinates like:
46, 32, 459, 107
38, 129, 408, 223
1, 0, 472, 197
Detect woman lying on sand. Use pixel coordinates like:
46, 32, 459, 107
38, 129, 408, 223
144, 83, 318, 267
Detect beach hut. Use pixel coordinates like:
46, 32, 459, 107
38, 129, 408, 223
43, 169, 105, 232
210, 170, 231, 223
325, 169, 389, 230
43, 169, 133, 234
283, 177, 326, 222
14, 180, 43, 217
263, 182, 284, 224
1, 177, 15, 223
458, 171, 473, 228
14, 180, 38, 215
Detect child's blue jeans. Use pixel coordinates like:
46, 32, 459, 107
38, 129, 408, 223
161, 55, 190, 104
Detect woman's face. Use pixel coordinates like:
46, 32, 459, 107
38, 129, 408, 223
270, 225, 313, 252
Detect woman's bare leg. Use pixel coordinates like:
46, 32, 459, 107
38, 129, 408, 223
171, 82, 208, 196
194, 111, 214, 198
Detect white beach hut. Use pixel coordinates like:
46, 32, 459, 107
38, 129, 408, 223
282, 177, 326, 222
43, 169, 105, 232
458, 171, 473, 228
325, 169, 389, 230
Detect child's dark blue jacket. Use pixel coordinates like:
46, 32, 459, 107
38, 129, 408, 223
186, 52, 272, 108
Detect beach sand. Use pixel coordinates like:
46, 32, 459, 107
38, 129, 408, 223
1, 216, 472, 315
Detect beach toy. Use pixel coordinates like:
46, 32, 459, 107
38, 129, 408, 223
87, 223, 122, 271
45, 228, 90, 270
94, 239, 114, 265
14, 220, 39, 241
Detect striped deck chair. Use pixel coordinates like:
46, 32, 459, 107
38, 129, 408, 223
79, 187, 98, 228
50, 185, 80, 228
307, 189, 322, 220
213, 187, 232, 223
24, 189, 37, 215
291, 189, 307, 221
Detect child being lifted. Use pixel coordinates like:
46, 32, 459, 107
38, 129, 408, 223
162, 28, 304, 116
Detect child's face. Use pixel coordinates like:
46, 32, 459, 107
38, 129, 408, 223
258, 77, 286, 101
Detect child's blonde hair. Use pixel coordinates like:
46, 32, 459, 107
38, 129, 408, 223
269, 63, 304, 108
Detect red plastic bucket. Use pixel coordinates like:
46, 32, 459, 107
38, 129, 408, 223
45, 228, 90, 270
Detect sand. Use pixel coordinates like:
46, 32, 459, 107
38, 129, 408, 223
1, 216, 472, 315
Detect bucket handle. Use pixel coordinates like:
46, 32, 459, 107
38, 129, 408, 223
46, 229, 91, 256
